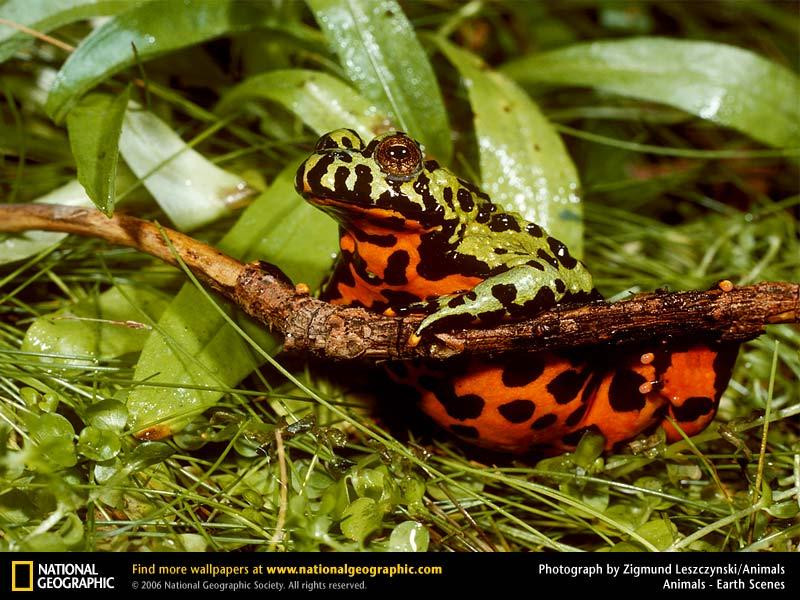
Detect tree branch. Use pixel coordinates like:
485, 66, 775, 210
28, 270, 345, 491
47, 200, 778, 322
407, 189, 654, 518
1, 204, 797, 361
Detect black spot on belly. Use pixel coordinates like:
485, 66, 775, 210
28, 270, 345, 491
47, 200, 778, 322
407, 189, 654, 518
712, 342, 739, 400
440, 393, 485, 421
608, 369, 647, 412
536, 249, 559, 269
491, 283, 517, 306
450, 424, 480, 439
351, 226, 396, 247
531, 413, 558, 430
383, 250, 410, 285
419, 375, 485, 420
672, 396, 714, 422
351, 251, 382, 284
564, 403, 588, 427
546, 369, 590, 404
526, 223, 544, 238
554, 279, 566, 294
561, 424, 603, 447
489, 213, 521, 232
501, 353, 546, 387
494, 248, 508, 255
498, 399, 536, 423
456, 188, 474, 212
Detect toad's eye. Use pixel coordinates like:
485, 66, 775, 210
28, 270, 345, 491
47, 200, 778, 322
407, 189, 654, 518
375, 133, 422, 181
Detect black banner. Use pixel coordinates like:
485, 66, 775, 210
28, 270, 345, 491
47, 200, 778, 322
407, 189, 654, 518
1, 552, 797, 595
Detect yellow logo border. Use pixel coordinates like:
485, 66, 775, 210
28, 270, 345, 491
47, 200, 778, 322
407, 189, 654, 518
11, 561, 34, 592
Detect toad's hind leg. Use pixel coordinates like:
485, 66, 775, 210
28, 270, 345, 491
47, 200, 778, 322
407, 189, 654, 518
656, 342, 739, 441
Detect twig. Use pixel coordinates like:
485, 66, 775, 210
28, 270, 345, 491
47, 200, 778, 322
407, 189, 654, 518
1, 204, 797, 361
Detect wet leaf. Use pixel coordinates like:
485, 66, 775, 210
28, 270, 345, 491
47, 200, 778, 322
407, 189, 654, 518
124, 441, 174, 472
388, 521, 429, 552
502, 37, 800, 148
0, 0, 134, 64
45, 0, 280, 121
216, 69, 386, 141
307, 0, 451, 161
21, 284, 170, 364
84, 399, 128, 431
340, 497, 382, 543
77, 425, 121, 461
438, 39, 583, 255
635, 518, 677, 550
18, 532, 68, 552
66, 88, 130, 215
118, 107, 251, 231
350, 468, 388, 502
28, 413, 77, 468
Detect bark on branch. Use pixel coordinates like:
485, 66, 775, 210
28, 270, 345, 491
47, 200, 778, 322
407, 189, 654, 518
1, 204, 797, 361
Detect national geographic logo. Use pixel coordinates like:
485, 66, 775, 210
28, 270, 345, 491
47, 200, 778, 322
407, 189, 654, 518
10, 561, 115, 591
11, 562, 33, 592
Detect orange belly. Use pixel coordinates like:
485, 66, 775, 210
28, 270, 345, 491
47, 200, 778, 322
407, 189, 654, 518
384, 342, 737, 453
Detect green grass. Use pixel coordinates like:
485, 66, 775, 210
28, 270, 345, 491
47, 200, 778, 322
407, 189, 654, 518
0, 0, 798, 552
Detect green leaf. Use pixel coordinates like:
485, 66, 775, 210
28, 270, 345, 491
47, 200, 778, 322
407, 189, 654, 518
0, 0, 135, 64
438, 39, 583, 255
340, 497, 383, 543
77, 425, 121, 461
0, 180, 93, 265
124, 440, 174, 471
118, 107, 251, 231
45, 0, 284, 122
307, 0, 451, 161
502, 37, 800, 149
388, 521, 429, 552
216, 69, 386, 142
18, 532, 68, 552
84, 399, 128, 432
128, 160, 337, 435
66, 88, 130, 215
28, 413, 77, 468
635, 518, 677, 551
21, 284, 170, 364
